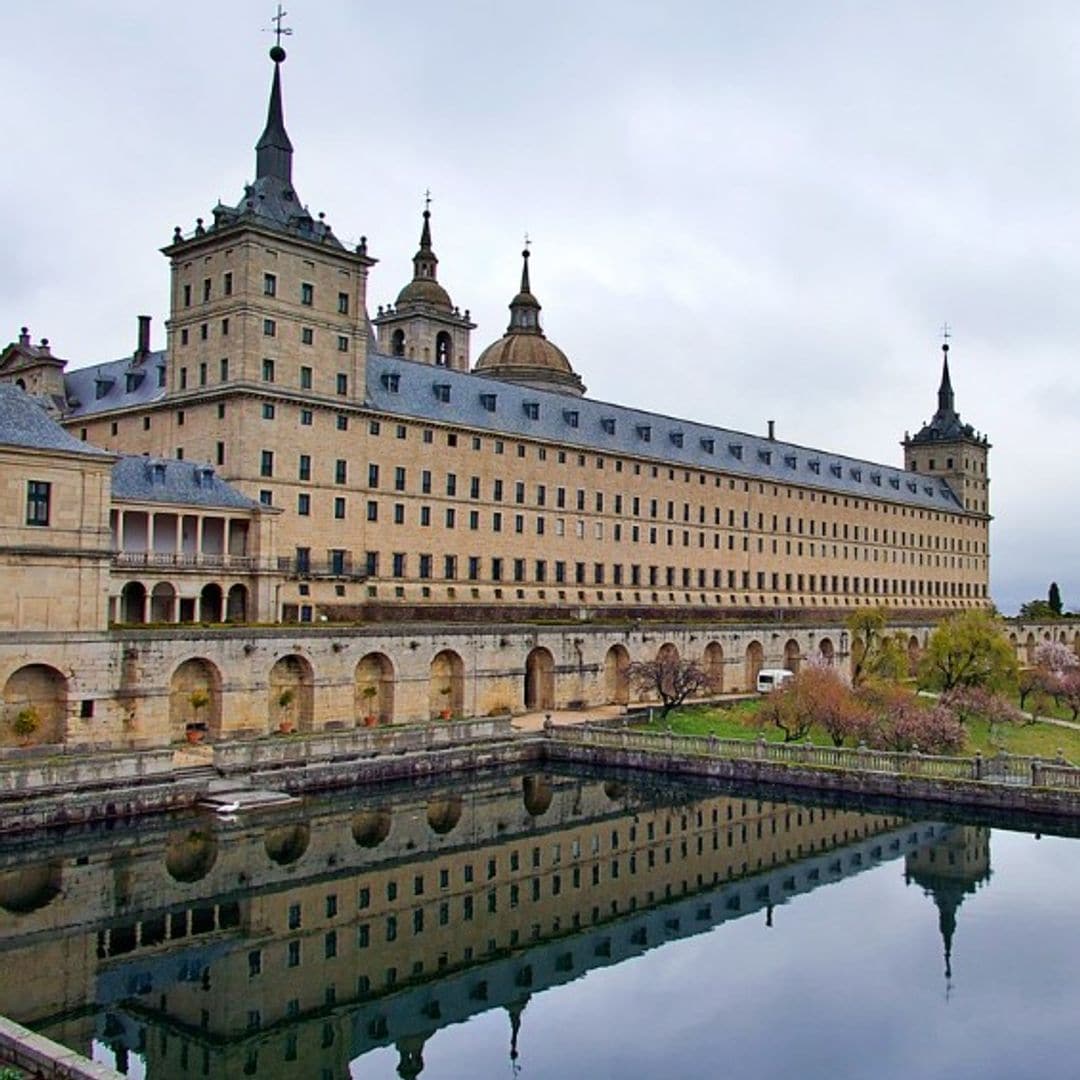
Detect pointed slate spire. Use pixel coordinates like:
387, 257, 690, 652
256, 46, 293, 183
508, 247, 542, 333
937, 341, 955, 416
412, 207, 438, 281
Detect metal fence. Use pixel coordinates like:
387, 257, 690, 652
549, 724, 1080, 792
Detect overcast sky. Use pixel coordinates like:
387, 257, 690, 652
4, 1, 1078, 614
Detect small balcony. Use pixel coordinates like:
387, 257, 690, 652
277, 556, 368, 581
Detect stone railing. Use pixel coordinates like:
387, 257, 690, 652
114, 551, 254, 570
0, 748, 177, 797
213, 716, 514, 774
549, 725, 1080, 792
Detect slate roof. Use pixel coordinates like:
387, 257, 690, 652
0, 383, 112, 456
364, 352, 964, 513
63, 352, 167, 417
111, 456, 263, 510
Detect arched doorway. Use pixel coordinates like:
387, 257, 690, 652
200, 583, 223, 623
150, 583, 176, 623
744, 641, 764, 691
429, 650, 464, 719
703, 642, 725, 693
168, 658, 222, 742
2, 664, 67, 746
604, 644, 630, 705
818, 638, 835, 666
356, 653, 394, 725
120, 581, 146, 624
783, 639, 801, 673
656, 643, 680, 699
269, 654, 314, 733
1025, 633, 1037, 666
524, 647, 555, 711
908, 635, 922, 675
226, 584, 248, 622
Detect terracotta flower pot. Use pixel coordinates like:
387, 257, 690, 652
439, 709, 452, 721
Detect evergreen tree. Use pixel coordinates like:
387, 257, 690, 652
1049, 581, 1063, 616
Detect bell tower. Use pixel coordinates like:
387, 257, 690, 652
903, 335, 991, 518
373, 199, 475, 369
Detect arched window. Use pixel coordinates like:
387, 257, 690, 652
436, 331, 452, 367
391, 329, 405, 357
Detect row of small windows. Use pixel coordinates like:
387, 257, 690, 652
182, 273, 349, 314
177, 318, 349, 352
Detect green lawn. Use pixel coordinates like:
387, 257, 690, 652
637, 700, 1080, 763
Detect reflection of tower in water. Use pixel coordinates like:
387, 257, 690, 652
905, 826, 991, 992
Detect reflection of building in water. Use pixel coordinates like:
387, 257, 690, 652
905, 825, 991, 985
0, 773, 960, 1078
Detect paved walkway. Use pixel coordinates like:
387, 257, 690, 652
511, 706, 626, 733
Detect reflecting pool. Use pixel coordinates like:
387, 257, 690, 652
0, 768, 1077, 1079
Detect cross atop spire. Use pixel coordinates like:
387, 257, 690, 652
264, 4, 293, 56
255, 12, 294, 183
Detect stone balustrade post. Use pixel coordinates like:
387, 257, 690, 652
974, 750, 983, 781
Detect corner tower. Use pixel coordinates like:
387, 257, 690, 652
160, 41, 375, 402
903, 338, 990, 517
474, 247, 585, 396
373, 204, 474, 369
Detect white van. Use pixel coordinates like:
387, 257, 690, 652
757, 668, 794, 694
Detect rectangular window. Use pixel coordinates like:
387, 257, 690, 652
446, 474, 457, 496
336, 372, 348, 394
262, 403, 275, 420
263, 318, 276, 337
335, 459, 347, 484
182, 283, 191, 307
338, 291, 350, 314
337, 335, 349, 352
199, 361, 208, 386
301, 408, 313, 426
260, 450, 274, 477
301, 326, 314, 345
264, 272, 277, 297
223, 271, 233, 296
220, 357, 229, 380
298, 493, 310, 516
179, 366, 188, 389
262, 358, 275, 382
394, 466, 406, 491
300, 366, 313, 389
337, 414, 348, 431
301, 282, 314, 306
368, 463, 379, 488
25, 481, 50, 526
334, 497, 346, 520
393, 553, 406, 577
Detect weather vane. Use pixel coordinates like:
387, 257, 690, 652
424, 188, 432, 212
523, 232, 531, 251
265, 4, 293, 50
941, 321, 951, 343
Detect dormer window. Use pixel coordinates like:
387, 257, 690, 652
636, 424, 651, 442
808, 459, 820, 474
380, 372, 400, 393
923, 484, 934, 496
758, 449, 771, 465
700, 437, 714, 454
907, 480, 918, 493
784, 454, 797, 469
830, 464, 842, 478
563, 410, 579, 428
889, 477, 900, 489
125, 370, 145, 393
601, 417, 616, 435
94, 377, 114, 400
480, 393, 497, 412
850, 467, 861, 482
728, 443, 743, 460
523, 402, 540, 420
670, 431, 684, 448
433, 383, 451, 403
870, 472, 882, 486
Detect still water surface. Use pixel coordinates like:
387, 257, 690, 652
0, 768, 1076, 1080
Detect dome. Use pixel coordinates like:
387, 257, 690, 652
395, 276, 452, 311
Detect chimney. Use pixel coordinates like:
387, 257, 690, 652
767, 420, 775, 441
135, 315, 152, 362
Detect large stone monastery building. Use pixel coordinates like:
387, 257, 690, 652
1, 43, 991, 629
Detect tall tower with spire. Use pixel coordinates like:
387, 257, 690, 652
903, 336, 991, 518
373, 203, 474, 369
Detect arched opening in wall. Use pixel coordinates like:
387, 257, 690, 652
435, 331, 452, 367
908, 635, 922, 676
1060, 631, 1069, 645
200, 583, 224, 623
850, 636, 866, 680
168, 658, 223, 742
264, 824, 310, 866
165, 829, 219, 883
391, 329, 406, 357
783, 639, 801, 674
1073, 632, 1080, 659
524, 647, 555, 711
14, 378, 25, 391
604, 644, 630, 705
1025, 633, 1037, 666
656, 643, 680, 700
351, 810, 392, 848
427, 796, 463, 835
522, 775, 553, 817
0, 862, 62, 914
703, 642, 725, 693
150, 583, 176, 623
120, 581, 146, 624
356, 653, 395, 725
744, 641, 764, 692
429, 649, 464, 719
1009, 633, 1019, 661
226, 584, 248, 623
2, 664, 67, 747
269, 654, 315, 733
818, 638, 835, 665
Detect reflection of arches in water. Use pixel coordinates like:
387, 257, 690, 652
165, 830, 219, 883
522, 775, 553, 817
168, 657, 223, 741
427, 796, 463, 835
2, 663, 67, 746
356, 653, 395, 724
351, 811, 392, 848
783, 639, 801, 673
429, 650, 464, 718
744, 641, 764, 691
524, 648, 555, 711
264, 824, 310, 866
603, 781, 627, 802
604, 644, 630, 705
269, 654, 315, 733
703, 642, 724, 692
0, 862, 62, 914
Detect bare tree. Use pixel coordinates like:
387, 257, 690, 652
628, 658, 718, 718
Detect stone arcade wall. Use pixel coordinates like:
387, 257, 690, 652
0, 619, 1073, 750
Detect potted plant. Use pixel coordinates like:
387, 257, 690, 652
438, 685, 453, 721
277, 687, 296, 734
12, 705, 40, 746
186, 690, 209, 743
361, 684, 379, 726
